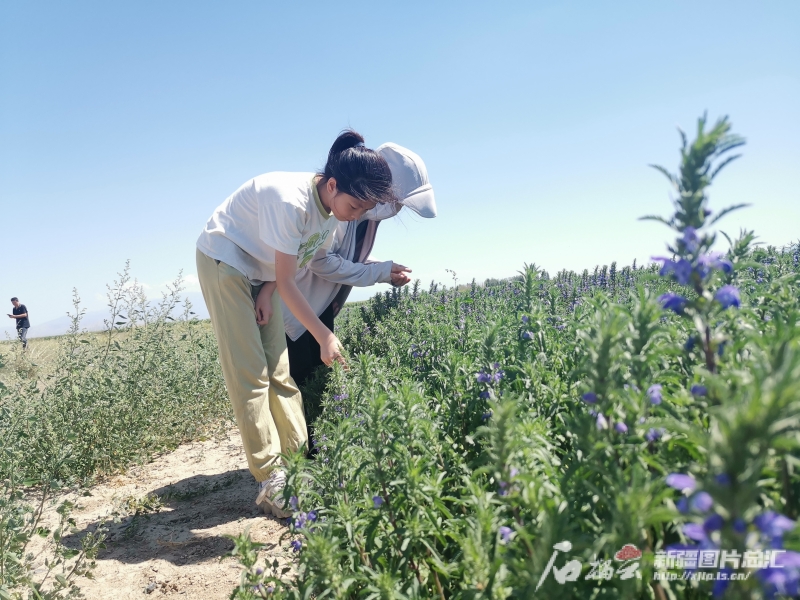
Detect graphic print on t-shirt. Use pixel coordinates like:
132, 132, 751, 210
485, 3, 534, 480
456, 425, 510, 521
297, 229, 330, 268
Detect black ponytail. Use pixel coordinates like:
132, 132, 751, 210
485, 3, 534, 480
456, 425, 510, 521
319, 129, 396, 204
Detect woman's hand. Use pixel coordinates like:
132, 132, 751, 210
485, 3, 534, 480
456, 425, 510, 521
255, 282, 277, 325
390, 263, 412, 287
320, 331, 347, 368
274, 250, 347, 368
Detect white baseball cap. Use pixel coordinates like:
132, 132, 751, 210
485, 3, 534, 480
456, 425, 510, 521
376, 143, 437, 218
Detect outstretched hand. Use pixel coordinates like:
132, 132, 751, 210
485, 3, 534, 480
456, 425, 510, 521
390, 263, 412, 287
321, 332, 348, 370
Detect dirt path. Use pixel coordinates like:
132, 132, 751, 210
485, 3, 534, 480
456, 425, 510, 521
28, 429, 292, 599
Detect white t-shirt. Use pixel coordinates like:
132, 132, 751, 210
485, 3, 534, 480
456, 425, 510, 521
282, 202, 400, 341
196, 172, 337, 283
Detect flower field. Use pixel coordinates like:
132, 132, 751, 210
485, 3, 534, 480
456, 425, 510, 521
2, 114, 799, 600
232, 116, 800, 599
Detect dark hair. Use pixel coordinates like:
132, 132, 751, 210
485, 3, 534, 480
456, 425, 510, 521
319, 130, 396, 204
11, 297, 18, 302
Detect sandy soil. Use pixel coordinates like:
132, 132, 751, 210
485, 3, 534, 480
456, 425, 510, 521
27, 429, 292, 599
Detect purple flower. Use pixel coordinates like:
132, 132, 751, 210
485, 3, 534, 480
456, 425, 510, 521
479, 391, 490, 399
666, 473, 697, 492
647, 384, 663, 405
758, 553, 800, 598
658, 292, 688, 314
681, 227, 700, 253
521, 315, 529, 324
476, 371, 491, 383
677, 497, 689, 514
497, 480, 508, 496
698, 252, 734, 275
481, 411, 492, 421
671, 259, 694, 285
373, 495, 384, 508
733, 518, 747, 534
289, 496, 299, 510
715, 285, 741, 309
290, 539, 302, 552
294, 512, 308, 529
655, 257, 693, 285
307, 510, 318, 522
493, 370, 505, 382
713, 569, 733, 597
596, 413, 608, 430
509, 467, 520, 478
690, 491, 713, 513
499, 526, 513, 542
754, 512, 795, 538
615, 422, 628, 434
645, 427, 664, 442
691, 384, 707, 397
774, 551, 800, 568
714, 473, 731, 486
492, 362, 501, 370
581, 392, 598, 404
704, 513, 724, 532
683, 522, 707, 541
685, 336, 697, 351
522, 331, 534, 340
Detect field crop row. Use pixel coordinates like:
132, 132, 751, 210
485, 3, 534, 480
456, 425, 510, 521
0, 271, 230, 598
231, 116, 800, 600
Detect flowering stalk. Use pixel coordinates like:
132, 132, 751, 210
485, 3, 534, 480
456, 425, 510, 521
644, 114, 746, 375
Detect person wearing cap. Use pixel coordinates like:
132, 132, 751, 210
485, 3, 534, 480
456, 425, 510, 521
280, 142, 437, 388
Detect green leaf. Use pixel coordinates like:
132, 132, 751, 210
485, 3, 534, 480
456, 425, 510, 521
638, 215, 672, 227
707, 203, 750, 226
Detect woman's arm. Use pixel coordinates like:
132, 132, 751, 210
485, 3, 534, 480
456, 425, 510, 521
307, 248, 396, 286
275, 251, 346, 367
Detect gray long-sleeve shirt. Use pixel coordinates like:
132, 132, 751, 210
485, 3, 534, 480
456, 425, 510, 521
281, 203, 399, 341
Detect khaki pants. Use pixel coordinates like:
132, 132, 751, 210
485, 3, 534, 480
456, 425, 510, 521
196, 249, 307, 482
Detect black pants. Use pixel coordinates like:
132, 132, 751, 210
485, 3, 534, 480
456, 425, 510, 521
285, 302, 335, 388
286, 302, 335, 456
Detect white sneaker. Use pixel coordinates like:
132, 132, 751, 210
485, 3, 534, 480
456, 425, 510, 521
255, 470, 291, 518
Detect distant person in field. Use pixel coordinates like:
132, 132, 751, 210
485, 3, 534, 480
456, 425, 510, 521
196, 130, 396, 518
8, 297, 30, 349
280, 143, 437, 388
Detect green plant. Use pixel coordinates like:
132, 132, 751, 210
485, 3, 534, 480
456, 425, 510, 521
231, 115, 800, 598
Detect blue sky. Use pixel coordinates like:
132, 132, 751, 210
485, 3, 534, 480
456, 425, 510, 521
2, 1, 798, 335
